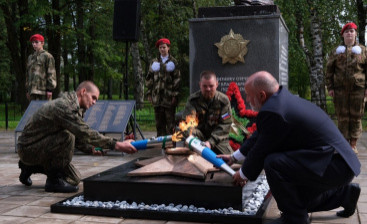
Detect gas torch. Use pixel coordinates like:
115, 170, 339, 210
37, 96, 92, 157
185, 135, 236, 176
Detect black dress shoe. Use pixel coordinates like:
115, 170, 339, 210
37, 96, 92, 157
45, 177, 79, 193
336, 183, 361, 217
18, 161, 32, 186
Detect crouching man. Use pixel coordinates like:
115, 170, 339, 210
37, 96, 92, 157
17, 81, 137, 193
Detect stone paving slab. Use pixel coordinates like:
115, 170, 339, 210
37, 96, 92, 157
0, 130, 365, 224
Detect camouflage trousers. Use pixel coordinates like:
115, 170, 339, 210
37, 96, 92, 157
334, 88, 365, 140
154, 106, 176, 136
17, 130, 81, 186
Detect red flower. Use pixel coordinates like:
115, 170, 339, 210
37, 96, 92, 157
226, 82, 258, 118
246, 123, 257, 136
229, 140, 241, 151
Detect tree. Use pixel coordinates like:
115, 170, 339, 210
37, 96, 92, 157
356, 0, 366, 45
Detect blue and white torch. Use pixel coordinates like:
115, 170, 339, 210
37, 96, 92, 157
185, 136, 236, 176
131, 135, 172, 150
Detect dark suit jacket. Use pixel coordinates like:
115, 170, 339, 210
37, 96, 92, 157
240, 87, 361, 181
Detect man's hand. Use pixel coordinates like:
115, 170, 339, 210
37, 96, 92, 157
217, 154, 234, 166
328, 90, 334, 97
233, 170, 248, 187
46, 91, 52, 100
204, 141, 211, 149
115, 139, 137, 154
92, 147, 106, 156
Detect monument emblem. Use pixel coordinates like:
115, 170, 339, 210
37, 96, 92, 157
214, 29, 250, 64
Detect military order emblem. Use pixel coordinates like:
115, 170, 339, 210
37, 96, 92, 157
214, 29, 250, 64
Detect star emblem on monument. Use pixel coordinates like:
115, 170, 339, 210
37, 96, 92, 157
214, 29, 250, 64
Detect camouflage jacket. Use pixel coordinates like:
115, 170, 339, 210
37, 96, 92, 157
182, 91, 233, 148
18, 91, 116, 152
145, 55, 181, 107
326, 43, 367, 91
26, 50, 57, 95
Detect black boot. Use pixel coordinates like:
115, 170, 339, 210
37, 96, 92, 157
18, 160, 33, 186
45, 175, 79, 193
18, 160, 45, 186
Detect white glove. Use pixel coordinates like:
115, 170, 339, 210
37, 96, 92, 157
151, 62, 160, 72
166, 61, 175, 72
336, 46, 346, 54
352, 46, 362, 54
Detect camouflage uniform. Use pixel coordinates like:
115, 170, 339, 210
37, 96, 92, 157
146, 55, 181, 136
26, 50, 57, 100
326, 43, 367, 140
183, 91, 233, 154
17, 91, 117, 185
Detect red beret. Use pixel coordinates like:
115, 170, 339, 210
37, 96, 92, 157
155, 38, 170, 48
341, 22, 357, 35
30, 34, 44, 42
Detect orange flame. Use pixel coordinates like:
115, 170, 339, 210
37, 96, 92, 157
172, 115, 199, 142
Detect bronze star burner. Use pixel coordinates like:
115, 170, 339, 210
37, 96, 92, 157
127, 147, 226, 179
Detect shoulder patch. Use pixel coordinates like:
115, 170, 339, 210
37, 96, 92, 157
221, 112, 231, 120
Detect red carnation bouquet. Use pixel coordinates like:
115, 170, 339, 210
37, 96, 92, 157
226, 82, 258, 151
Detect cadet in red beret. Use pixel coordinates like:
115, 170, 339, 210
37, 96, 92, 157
146, 38, 181, 136
26, 34, 56, 101
340, 22, 358, 35
325, 22, 367, 154
155, 38, 171, 48
29, 34, 45, 42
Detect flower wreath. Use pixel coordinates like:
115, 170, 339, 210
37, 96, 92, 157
226, 82, 258, 151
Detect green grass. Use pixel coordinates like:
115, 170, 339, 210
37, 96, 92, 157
0, 101, 186, 131
3, 99, 367, 131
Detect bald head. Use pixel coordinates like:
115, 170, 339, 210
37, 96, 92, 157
246, 71, 279, 95
76, 81, 99, 93
76, 81, 100, 110
244, 71, 279, 111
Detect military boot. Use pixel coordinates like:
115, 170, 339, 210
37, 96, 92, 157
18, 160, 45, 186
45, 171, 79, 193
18, 160, 32, 186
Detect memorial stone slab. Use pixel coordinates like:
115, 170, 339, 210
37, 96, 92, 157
189, 5, 288, 99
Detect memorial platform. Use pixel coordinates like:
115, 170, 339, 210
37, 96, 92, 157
0, 130, 366, 223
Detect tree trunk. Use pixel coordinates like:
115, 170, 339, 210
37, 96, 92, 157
87, 16, 96, 81
192, 0, 198, 18
140, 20, 152, 78
356, 0, 366, 46
308, 6, 326, 111
62, 46, 69, 91
130, 42, 144, 109
297, 1, 326, 111
76, 0, 87, 82
45, 0, 61, 98
0, 1, 29, 110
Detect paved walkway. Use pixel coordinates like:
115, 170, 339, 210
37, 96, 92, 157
0, 130, 365, 224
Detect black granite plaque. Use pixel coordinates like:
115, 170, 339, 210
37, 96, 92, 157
189, 5, 288, 99
83, 101, 135, 134
15, 100, 48, 132
83, 101, 108, 130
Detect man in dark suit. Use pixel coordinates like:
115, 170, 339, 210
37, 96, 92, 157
219, 71, 361, 224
